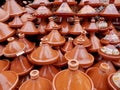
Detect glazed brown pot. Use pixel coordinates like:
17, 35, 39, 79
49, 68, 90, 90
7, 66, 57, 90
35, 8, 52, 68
53, 60, 95, 90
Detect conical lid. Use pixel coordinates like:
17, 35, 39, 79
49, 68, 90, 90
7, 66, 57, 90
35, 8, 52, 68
18, 21, 39, 35
33, 3, 52, 18
10, 55, 33, 76
53, 60, 94, 90
18, 33, 35, 53
100, 0, 120, 17
54, 0, 77, 5
19, 70, 52, 90
69, 17, 85, 35
0, 8, 9, 22
3, 0, 25, 16
39, 65, 60, 81
86, 62, 116, 90
77, 1, 98, 17
9, 15, 23, 28
65, 40, 94, 68
88, 33, 102, 52
98, 44, 120, 60
0, 59, 10, 71
73, 31, 91, 48
79, 0, 102, 7
61, 37, 74, 53
0, 22, 15, 42
3, 37, 25, 57
45, 17, 60, 32
46, 27, 66, 46
54, 1, 75, 16
0, 45, 4, 56
29, 0, 51, 8
29, 38, 59, 65
85, 18, 98, 32
0, 71, 18, 90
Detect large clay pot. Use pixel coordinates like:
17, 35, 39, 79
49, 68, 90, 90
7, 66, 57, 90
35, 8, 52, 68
53, 60, 94, 90
19, 70, 52, 90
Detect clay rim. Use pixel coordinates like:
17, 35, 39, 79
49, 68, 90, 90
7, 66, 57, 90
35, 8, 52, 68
0, 59, 10, 71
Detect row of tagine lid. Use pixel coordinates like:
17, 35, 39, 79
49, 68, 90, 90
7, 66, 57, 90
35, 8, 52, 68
0, 58, 120, 90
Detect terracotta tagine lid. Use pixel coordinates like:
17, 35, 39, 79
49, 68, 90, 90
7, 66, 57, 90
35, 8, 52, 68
96, 17, 108, 32
3, 37, 25, 58
18, 20, 39, 35
3, 0, 26, 17
45, 17, 61, 32
0, 59, 10, 71
29, 0, 51, 8
0, 7, 9, 22
65, 39, 94, 68
29, 38, 59, 65
19, 70, 52, 90
54, 1, 75, 16
10, 55, 33, 76
77, 1, 98, 17
45, 27, 66, 46
69, 17, 85, 35
18, 33, 35, 53
53, 0, 77, 5
0, 22, 15, 42
0, 45, 4, 56
79, 0, 102, 7
108, 70, 120, 90
53, 60, 94, 90
39, 65, 60, 81
86, 62, 116, 90
98, 44, 120, 60
33, 2, 52, 18
61, 37, 74, 53
53, 47, 67, 67
25, 5, 35, 14
100, 27, 120, 45
73, 31, 92, 48
100, 0, 120, 18
9, 15, 23, 28
88, 32, 102, 52
85, 18, 98, 32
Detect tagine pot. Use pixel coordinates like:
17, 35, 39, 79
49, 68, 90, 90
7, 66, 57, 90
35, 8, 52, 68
108, 70, 120, 90
53, 59, 95, 90
0, 59, 10, 72
86, 62, 116, 90
19, 70, 52, 90
0, 71, 18, 90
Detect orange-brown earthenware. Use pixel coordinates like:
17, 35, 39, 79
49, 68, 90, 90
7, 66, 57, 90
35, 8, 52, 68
0, 60, 10, 72
0, 8, 9, 22
53, 0, 77, 5
0, 45, 4, 56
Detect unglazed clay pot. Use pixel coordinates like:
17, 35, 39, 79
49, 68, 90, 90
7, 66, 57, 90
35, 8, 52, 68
53, 60, 94, 90
3, 0, 26, 16
33, 3, 52, 18
77, 1, 98, 17
18, 20, 39, 35
61, 37, 74, 53
73, 31, 92, 48
53, 0, 77, 5
39, 65, 60, 81
86, 62, 116, 90
108, 70, 120, 90
0, 71, 18, 90
19, 70, 52, 90
28, 38, 59, 65
0, 59, 10, 72
98, 44, 120, 60
0, 22, 15, 42
3, 37, 25, 58
65, 39, 94, 68
9, 15, 23, 28
46, 26, 66, 46
18, 33, 35, 53
69, 17, 84, 35
10, 55, 33, 76
0, 7, 9, 22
